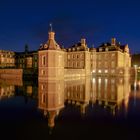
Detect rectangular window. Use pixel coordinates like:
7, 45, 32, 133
42, 55, 46, 66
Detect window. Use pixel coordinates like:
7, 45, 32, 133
42, 93, 45, 103
41, 70, 45, 75
99, 48, 102, 52
68, 55, 70, 59
111, 61, 115, 68
105, 48, 108, 51
42, 55, 46, 66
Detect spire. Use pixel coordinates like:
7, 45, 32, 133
49, 23, 53, 32
111, 38, 116, 46
39, 24, 61, 50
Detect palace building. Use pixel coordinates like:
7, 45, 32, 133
38, 30, 131, 80
0, 29, 131, 78
95, 38, 131, 76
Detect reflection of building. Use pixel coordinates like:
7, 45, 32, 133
64, 78, 90, 114
96, 38, 131, 76
91, 77, 130, 115
15, 79, 37, 99
38, 79, 64, 128
0, 85, 15, 99
38, 76, 131, 129
131, 54, 140, 76
0, 50, 15, 68
0, 78, 23, 100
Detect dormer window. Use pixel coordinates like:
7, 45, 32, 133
105, 47, 108, 51
99, 48, 102, 52
73, 48, 75, 51
77, 47, 80, 51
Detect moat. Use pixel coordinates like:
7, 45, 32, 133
0, 76, 140, 140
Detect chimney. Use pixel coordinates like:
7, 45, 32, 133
111, 38, 116, 46
81, 38, 86, 45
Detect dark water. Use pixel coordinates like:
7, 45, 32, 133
0, 76, 140, 140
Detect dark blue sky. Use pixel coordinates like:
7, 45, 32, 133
0, 0, 140, 54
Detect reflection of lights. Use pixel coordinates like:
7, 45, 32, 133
92, 70, 96, 73
120, 70, 123, 74
98, 70, 101, 73
98, 78, 101, 84
105, 78, 108, 83
138, 81, 140, 86
134, 81, 137, 91
119, 78, 123, 84
111, 79, 115, 84
134, 65, 138, 68
105, 70, 108, 73
92, 78, 96, 84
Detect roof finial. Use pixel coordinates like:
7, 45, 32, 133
49, 23, 53, 32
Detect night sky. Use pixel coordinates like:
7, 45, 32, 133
0, 0, 140, 54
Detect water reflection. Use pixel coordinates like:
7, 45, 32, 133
0, 78, 22, 99
38, 80, 64, 128
38, 76, 131, 129
0, 78, 38, 102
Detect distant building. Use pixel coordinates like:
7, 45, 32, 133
15, 46, 38, 76
0, 50, 15, 68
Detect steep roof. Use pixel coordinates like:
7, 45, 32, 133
39, 31, 61, 50
96, 39, 128, 53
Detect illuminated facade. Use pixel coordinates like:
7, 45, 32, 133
95, 38, 131, 76
38, 30, 96, 80
38, 31, 131, 79
0, 50, 15, 68
0, 30, 131, 77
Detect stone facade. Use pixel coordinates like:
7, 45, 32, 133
38, 31, 64, 80
95, 38, 131, 76
0, 31, 131, 78
38, 31, 131, 79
